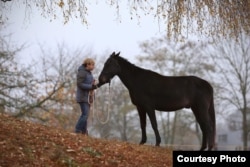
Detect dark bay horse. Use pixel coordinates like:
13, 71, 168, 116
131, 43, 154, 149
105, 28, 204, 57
98, 52, 216, 151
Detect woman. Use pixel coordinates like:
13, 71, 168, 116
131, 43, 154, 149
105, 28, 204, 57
75, 58, 100, 135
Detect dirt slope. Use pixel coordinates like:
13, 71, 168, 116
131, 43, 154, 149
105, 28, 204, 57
0, 113, 172, 167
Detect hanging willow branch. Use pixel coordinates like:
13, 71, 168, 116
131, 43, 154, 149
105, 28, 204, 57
1, 0, 249, 40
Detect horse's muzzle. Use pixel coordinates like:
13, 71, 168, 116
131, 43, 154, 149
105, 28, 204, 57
98, 75, 109, 85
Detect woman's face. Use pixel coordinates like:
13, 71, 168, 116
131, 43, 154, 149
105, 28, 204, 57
86, 63, 95, 71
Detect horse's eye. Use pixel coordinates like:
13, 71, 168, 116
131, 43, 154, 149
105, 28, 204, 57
105, 59, 111, 65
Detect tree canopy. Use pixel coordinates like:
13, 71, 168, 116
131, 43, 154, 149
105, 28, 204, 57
0, 0, 249, 40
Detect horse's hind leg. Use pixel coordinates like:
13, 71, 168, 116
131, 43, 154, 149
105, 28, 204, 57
199, 121, 208, 151
207, 123, 215, 151
208, 136, 214, 151
192, 107, 212, 151
208, 100, 216, 151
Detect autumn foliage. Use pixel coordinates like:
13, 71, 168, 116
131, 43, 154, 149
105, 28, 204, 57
0, 113, 172, 166
1, 0, 249, 40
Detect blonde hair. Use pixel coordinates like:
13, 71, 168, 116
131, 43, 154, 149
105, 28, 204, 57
83, 58, 95, 67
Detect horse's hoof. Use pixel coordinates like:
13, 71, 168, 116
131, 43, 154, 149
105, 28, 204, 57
139, 141, 145, 145
199, 147, 206, 151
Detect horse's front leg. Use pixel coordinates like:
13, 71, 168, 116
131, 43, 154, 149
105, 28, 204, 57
147, 110, 161, 146
137, 106, 147, 145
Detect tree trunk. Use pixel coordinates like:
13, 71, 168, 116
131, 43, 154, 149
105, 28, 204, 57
242, 108, 248, 150
241, 71, 248, 150
160, 112, 168, 144
171, 112, 179, 144
122, 111, 128, 141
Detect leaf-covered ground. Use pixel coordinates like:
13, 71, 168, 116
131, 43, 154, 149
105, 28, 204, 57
0, 113, 172, 167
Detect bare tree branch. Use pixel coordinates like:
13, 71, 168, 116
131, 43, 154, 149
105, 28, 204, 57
209, 33, 250, 150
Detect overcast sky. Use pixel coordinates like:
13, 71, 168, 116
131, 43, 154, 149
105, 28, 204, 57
2, 1, 165, 63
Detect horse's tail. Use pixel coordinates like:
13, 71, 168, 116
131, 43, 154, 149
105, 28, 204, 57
208, 97, 216, 149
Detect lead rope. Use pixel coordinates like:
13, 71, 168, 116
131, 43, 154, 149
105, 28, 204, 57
91, 82, 111, 124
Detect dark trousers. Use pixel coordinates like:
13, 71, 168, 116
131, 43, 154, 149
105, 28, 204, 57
75, 102, 90, 134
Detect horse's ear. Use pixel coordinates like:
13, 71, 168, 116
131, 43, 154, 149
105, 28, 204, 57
116, 52, 120, 57
111, 52, 116, 57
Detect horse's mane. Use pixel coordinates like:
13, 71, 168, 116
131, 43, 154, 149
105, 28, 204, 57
115, 55, 141, 71
115, 55, 160, 75
116, 55, 134, 66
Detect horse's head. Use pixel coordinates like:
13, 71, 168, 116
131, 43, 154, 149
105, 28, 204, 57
98, 52, 121, 85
